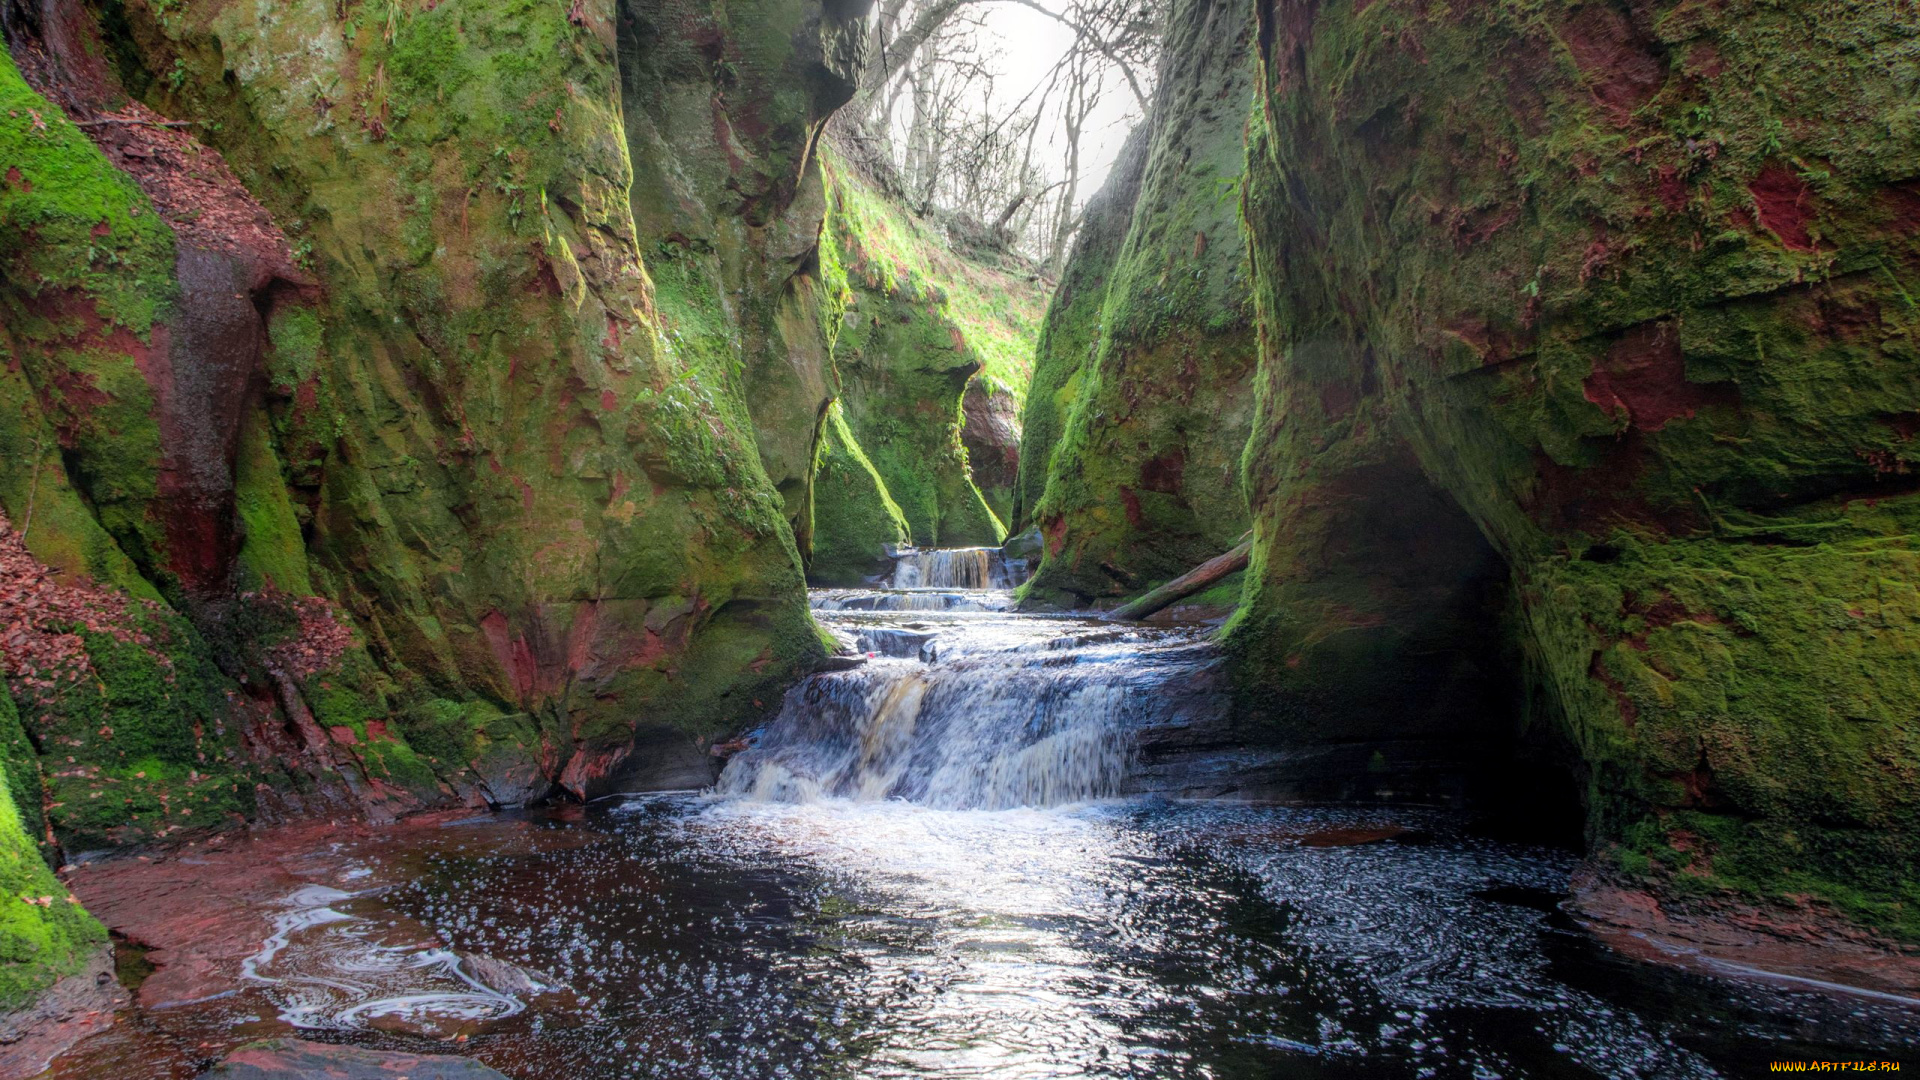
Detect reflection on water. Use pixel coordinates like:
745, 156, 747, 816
51, 797, 1920, 1080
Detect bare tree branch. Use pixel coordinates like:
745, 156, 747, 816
839, 0, 1163, 262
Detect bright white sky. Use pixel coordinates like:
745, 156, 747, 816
965, 1, 1147, 216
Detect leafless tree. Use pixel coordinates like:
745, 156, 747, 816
835, 0, 1161, 266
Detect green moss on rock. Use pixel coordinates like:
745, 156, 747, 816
818, 152, 1044, 551
619, 0, 870, 546
1011, 127, 1150, 538
1233, 0, 1920, 938
809, 402, 912, 585
95, 0, 839, 793
0, 686, 47, 866
1, 54, 256, 852
0, 773, 105, 1012
1017, 0, 1258, 605
0, 51, 175, 336
232, 407, 314, 597
0, 49, 176, 582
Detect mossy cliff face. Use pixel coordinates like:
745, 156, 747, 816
810, 154, 1045, 565
1, 39, 275, 847
618, 0, 869, 553
1010, 124, 1150, 539
106, 0, 840, 794
960, 377, 1022, 524
1233, 0, 1920, 937
2, 0, 853, 872
807, 399, 911, 586
1016, 0, 1258, 606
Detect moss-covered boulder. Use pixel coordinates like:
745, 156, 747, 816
1016, 0, 1258, 606
1233, 0, 1920, 938
0, 770, 108, 1013
0, 665, 114, 1046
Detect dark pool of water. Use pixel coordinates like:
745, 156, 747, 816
49, 796, 1918, 1079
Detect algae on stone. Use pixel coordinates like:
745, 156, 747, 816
814, 151, 1046, 556
1016, 0, 1258, 606
1232, 0, 1920, 938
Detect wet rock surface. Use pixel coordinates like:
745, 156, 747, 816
0, 948, 123, 1080
1570, 869, 1920, 1002
64, 819, 448, 1010
199, 1038, 508, 1079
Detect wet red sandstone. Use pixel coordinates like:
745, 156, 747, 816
1570, 868, 1920, 1003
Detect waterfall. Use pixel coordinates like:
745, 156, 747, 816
810, 590, 1012, 613
890, 547, 1008, 590
717, 659, 1133, 809
716, 607, 1223, 810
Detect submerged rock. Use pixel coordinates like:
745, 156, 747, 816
199, 1038, 507, 1080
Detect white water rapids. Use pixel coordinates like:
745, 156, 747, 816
718, 553, 1223, 809
888, 546, 1013, 590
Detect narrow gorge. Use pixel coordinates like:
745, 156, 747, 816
0, 0, 1916, 1077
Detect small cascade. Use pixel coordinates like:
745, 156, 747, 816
716, 607, 1225, 810
890, 547, 1008, 590
810, 589, 1013, 613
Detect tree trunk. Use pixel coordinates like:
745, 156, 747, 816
1104, 535, 1252, 622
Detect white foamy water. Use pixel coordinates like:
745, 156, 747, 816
889, 547, 1011, 590
240, 873, 532, 1035
810, 589, 1013, 612
721, 573, 1222, 810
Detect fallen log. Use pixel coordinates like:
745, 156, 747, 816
1104, 533, 1252, 622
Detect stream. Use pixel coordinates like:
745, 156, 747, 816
43, 553, 1920, 1078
